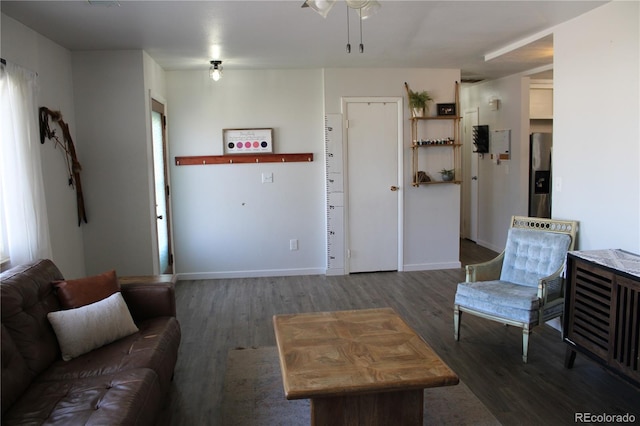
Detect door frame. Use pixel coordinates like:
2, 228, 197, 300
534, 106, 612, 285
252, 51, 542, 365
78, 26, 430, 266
149, 94, 175, 274
341, 97, 404, 273
462, 107, 479, 242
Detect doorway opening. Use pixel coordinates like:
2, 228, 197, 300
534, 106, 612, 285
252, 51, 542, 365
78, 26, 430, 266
151, 99, 174, 274
462, 107, 479, 242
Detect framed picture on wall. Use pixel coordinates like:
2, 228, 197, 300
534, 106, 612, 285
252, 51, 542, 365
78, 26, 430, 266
437, 103, 456, 116
223, 128, 273, 154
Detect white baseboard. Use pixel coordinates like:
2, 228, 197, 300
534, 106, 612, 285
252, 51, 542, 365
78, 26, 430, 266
403, 261, 462, 271
475, 239, 503, 253
176, 267, 325, 280
177, 262, 464, 279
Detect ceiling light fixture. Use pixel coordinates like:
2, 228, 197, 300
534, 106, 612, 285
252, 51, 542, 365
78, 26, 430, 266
209, 60, 223, 81
87, 0, 120, 6
303, 0, 380, 53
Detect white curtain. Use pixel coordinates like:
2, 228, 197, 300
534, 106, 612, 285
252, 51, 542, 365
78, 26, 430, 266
0, 61, 52, 265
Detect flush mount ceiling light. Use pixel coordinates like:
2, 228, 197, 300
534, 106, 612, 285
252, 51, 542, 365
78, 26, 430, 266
302, 0, 381, 53
209, 60, 223, 81
87, 0, 120, 6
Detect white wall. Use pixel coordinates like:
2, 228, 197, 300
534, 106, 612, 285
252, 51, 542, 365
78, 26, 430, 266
9, 2, 635, 280
460, 1, 640, 254
4, 11, 462, 279
460, 75, 530, 251
167, 69, 326, 278
554, 1, 639, 252
167, 68, 462, 278
72, 50, 156, 275
1, 14, 86, 278
324, 68, 462, 270
2, 16, 168, 277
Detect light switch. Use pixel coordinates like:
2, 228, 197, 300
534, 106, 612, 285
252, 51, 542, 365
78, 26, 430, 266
262, 172, 273, 183
555, 176, 562, 193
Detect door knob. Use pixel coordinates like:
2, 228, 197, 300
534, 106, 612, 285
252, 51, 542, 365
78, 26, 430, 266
390, 186, 399, 191
471, 176, 478, 180
157, 215, 163, 220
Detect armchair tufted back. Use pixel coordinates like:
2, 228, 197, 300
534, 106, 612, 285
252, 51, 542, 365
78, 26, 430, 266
500, 228, 571, 288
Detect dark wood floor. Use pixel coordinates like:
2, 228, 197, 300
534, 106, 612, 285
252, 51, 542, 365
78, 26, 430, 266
167, 240, 639, 425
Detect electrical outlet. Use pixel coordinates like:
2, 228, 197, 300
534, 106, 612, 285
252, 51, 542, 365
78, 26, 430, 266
290, 239, 298, 251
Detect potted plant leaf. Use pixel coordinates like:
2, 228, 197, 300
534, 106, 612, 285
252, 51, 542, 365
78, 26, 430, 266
440, 168, 455, 181
408, 89, 433, 117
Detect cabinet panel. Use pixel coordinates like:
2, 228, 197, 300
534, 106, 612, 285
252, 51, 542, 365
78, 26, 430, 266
568, 260, 612, 359
530, 88, 553, 119
611, 275, 640, 382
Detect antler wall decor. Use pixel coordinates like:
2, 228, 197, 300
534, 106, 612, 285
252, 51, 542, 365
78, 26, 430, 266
38, 107, 88, 226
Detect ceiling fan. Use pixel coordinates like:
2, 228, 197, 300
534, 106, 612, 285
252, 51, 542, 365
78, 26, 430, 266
301, 0, 381, 53
301, 0, 381, 19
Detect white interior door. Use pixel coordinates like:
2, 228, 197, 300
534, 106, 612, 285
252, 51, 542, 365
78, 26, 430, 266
346, 100, 400, 273
463, 109, 479, 242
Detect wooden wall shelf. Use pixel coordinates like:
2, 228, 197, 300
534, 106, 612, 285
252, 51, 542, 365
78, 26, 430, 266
407, 81, 462, 187
175, 153, 313, 166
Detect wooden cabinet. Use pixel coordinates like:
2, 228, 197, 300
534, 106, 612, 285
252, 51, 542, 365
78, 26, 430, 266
530, 80, 553, 119
563, 250, 640, 386
409, 82, 461, 187
530, 88, 553, 119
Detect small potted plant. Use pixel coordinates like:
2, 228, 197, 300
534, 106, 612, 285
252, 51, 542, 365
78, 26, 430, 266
440, 168, 455, 181
408, 89, 433, 117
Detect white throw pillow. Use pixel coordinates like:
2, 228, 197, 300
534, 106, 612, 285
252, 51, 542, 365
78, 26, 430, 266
47, 292, 139, 361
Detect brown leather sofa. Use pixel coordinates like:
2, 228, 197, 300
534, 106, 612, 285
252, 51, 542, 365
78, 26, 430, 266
1, 259, 181, 425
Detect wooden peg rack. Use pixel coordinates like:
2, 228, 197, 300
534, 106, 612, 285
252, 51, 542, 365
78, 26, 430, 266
175, 153, 313, 166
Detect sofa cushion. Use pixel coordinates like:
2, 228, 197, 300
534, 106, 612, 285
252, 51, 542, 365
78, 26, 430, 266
47, 292, 139, 361
500, 228, 571, 288
2, 368, 162, 426
41, 317, 181, 392
53, 269, 119, 309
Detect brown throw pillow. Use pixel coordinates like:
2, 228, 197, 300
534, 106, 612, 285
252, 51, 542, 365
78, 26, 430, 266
53, 270, 120, 309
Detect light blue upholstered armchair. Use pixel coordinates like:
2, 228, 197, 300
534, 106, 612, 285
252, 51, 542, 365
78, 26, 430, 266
454, 216, 578, 362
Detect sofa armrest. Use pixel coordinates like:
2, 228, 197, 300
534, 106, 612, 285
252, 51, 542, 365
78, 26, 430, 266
119, 275, 177, 322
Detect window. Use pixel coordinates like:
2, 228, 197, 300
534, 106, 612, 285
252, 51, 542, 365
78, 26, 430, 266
0, 60, 51, 267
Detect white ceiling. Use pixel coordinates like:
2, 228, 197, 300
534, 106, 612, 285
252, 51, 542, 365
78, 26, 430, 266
1, 0, 606, 81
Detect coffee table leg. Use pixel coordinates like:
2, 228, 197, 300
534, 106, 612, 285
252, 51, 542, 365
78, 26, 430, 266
310, 389, 423, 426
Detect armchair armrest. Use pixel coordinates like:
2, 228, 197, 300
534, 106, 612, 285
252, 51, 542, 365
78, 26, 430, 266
537, 266, 565, 305
465, 252, 505, 282
119, 275, 177, 322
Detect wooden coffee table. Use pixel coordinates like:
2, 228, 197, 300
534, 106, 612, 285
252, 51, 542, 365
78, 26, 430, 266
273, 307, 459, 425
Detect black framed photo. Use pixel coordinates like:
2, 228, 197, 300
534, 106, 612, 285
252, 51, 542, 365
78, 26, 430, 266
437, 103, 456, 116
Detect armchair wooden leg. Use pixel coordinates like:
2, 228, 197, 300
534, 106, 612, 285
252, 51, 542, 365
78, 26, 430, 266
454, 305, 461, 341
522, 326, 530, 363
